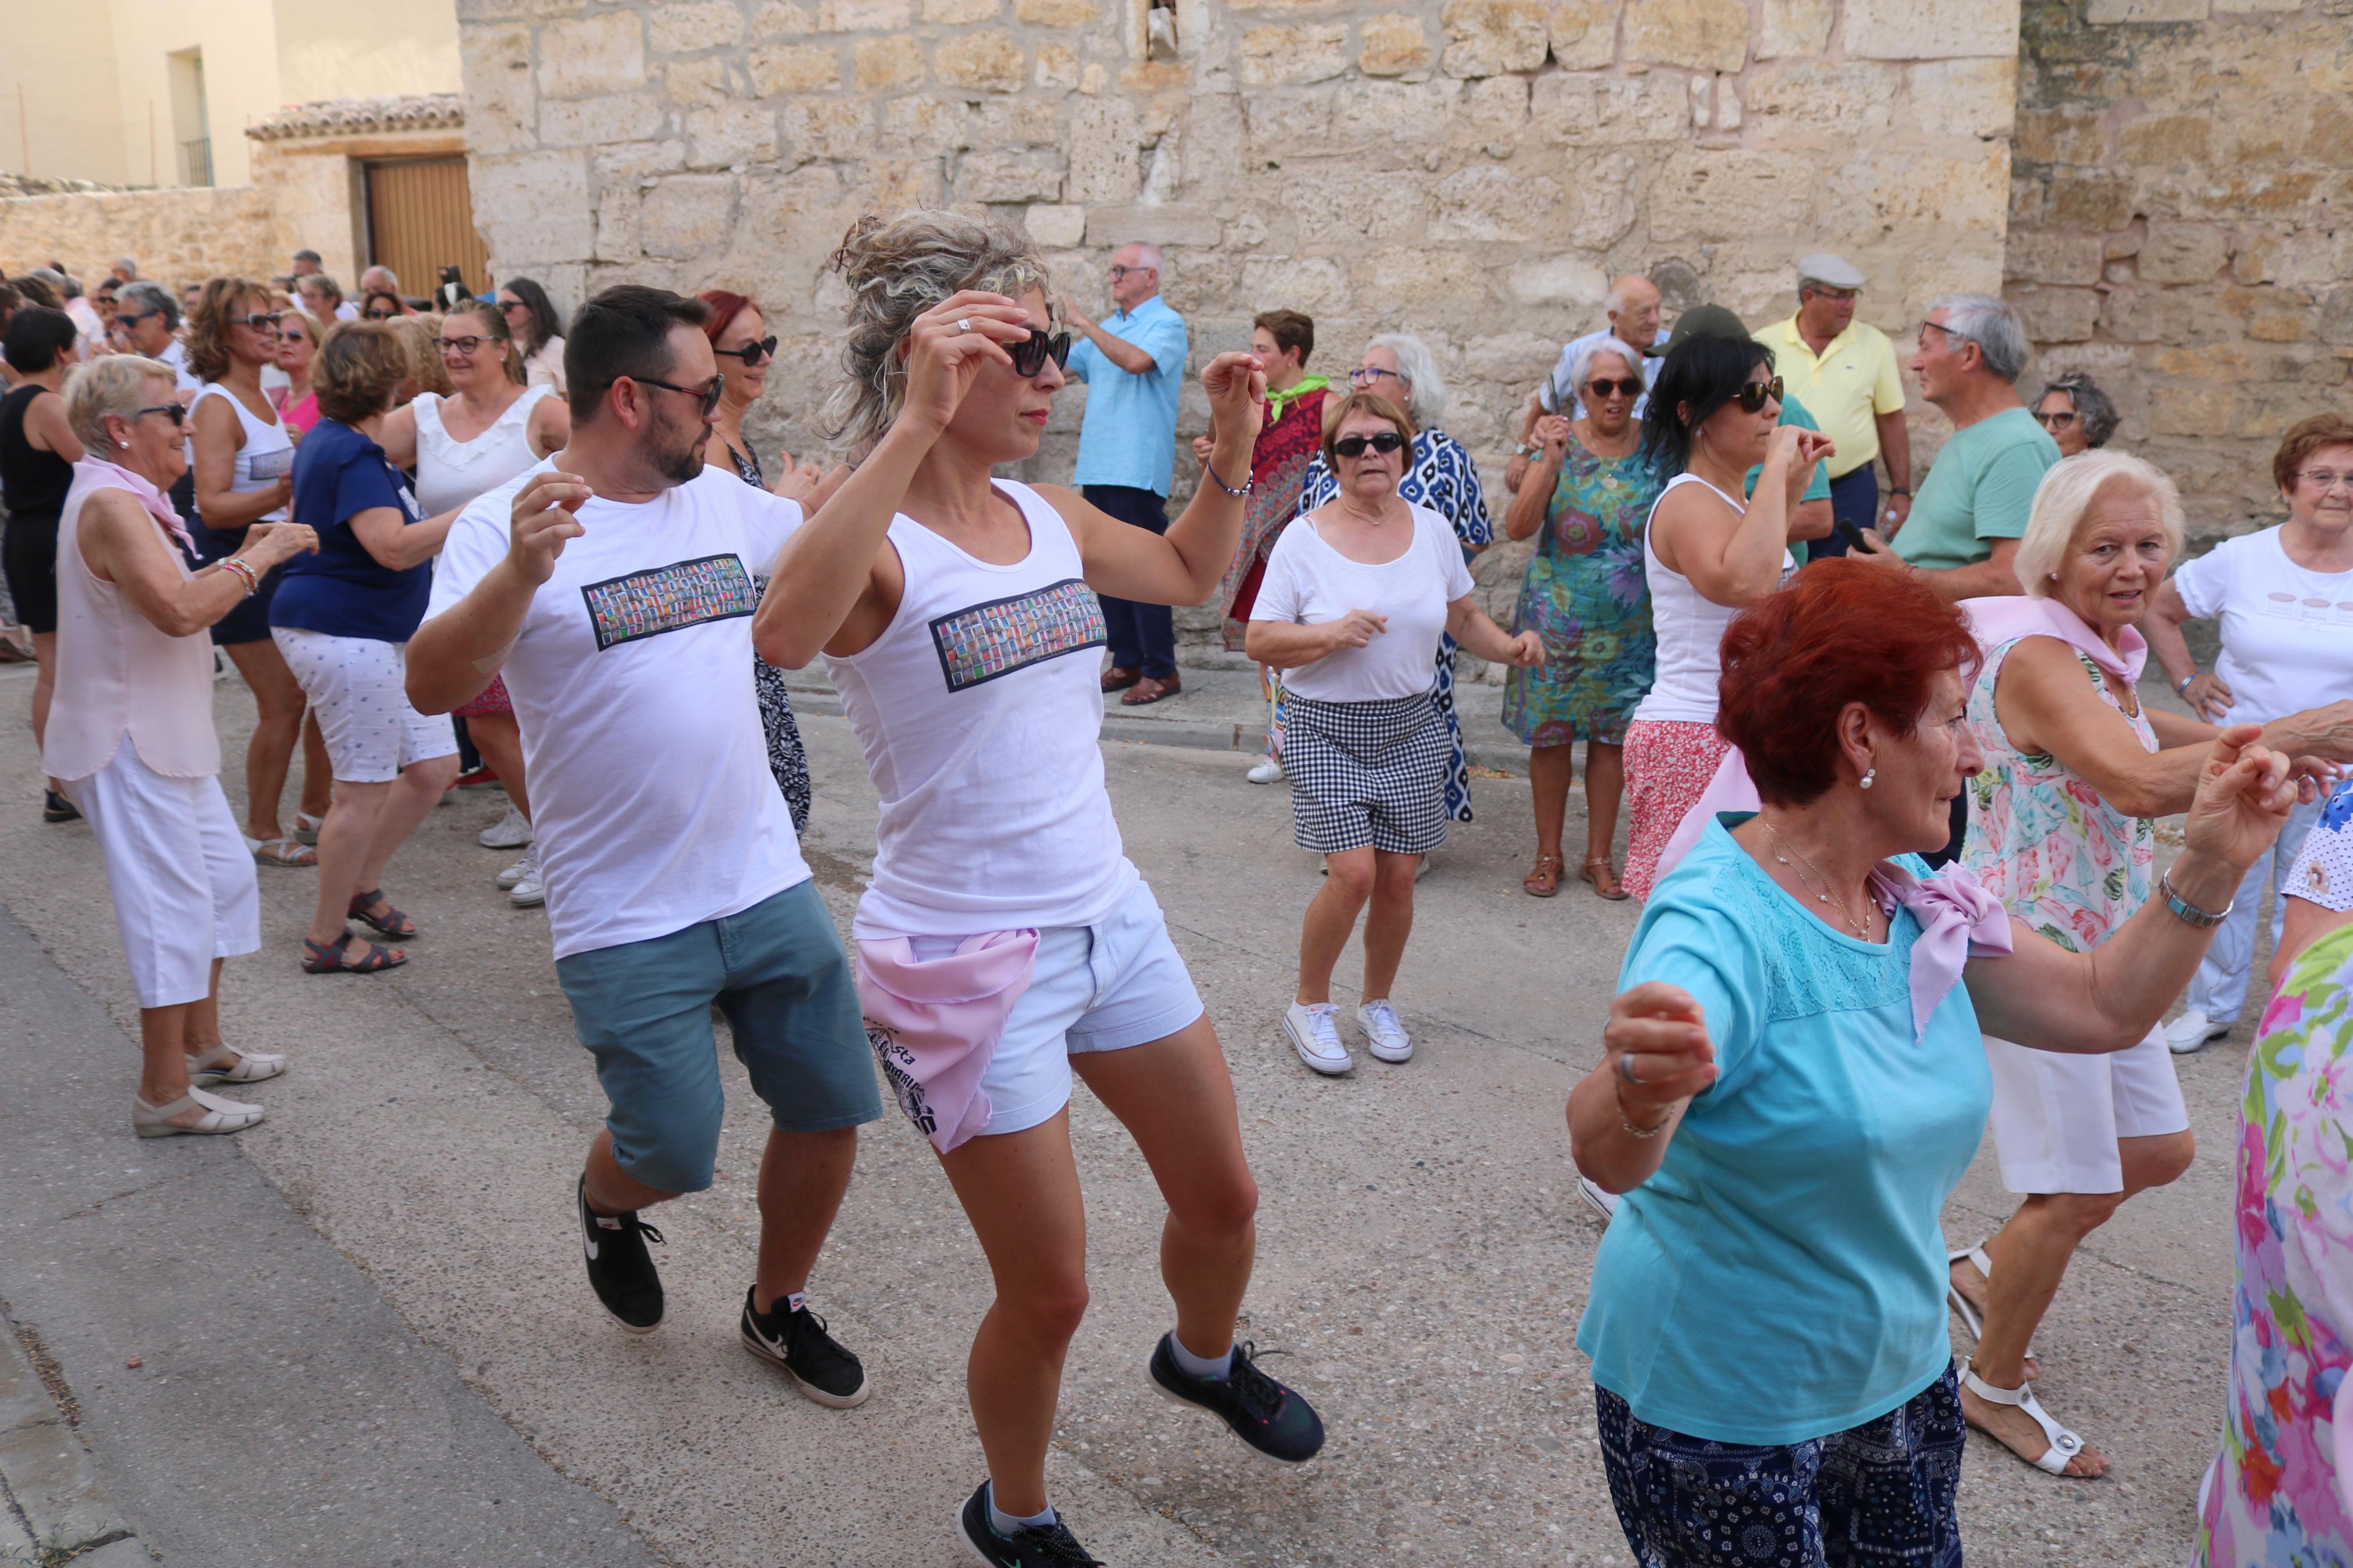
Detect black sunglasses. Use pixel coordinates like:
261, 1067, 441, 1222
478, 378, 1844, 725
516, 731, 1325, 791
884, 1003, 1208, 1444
2033, 410, 2078, 428
1333, 431, 1407, 458
1587, 377, 1644, 399
116, 308, 162, 326
363, 307, 399, 321
233, 311, 282, 332
634, 374, 726, 417
1733, 376, 1785, 414
132, 403, 186, 428
1009, 328, 1073, 379
715, 335, 780, 367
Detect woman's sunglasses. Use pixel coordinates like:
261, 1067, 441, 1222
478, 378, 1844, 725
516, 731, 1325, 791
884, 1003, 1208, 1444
2033, 410, 2078, 429
232, 312, 282, 333
1733, 376, 1786, 414
715, 336, 780, 367
132, 403, 186, 428
1333, 431, 1407, 458
1009, 328, 1073, 379
362, 307, 398, 321
1587, 377, 1644, 399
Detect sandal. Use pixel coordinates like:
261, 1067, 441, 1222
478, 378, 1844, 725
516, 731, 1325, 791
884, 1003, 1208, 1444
1522, 855, 1564, 897
186, 1043, 288, 1086
246, 834, 317, 868
133, 1086, 264, 1138
1946, 1244, 2037, 1376
347, 890, 418, 939
1581, 855, 1630, 901
1960, 1359, 2092, 1475
292, 810, 326, 846
302, 935, 407, 975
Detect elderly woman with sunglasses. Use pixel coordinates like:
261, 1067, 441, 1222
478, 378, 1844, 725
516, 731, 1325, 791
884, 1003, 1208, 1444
1253, 392, 1542, 1076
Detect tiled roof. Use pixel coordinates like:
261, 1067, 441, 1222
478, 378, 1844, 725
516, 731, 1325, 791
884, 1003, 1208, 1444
246, 94, 465, 143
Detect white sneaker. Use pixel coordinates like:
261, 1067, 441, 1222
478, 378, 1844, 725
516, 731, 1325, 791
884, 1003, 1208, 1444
1355, 998, 1412, 1063
479, 803, 534, 849
1576, 1176, 1619, 1221
1246, 757, 1284, 785
507, 844, 545, 908
1284, 1002, 1353, 1075
2165, 1009, 2231, 1054
496, 850, 533, 890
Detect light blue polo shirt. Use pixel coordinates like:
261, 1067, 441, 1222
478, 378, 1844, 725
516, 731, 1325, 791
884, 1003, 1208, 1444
1067, 294, 1188, 496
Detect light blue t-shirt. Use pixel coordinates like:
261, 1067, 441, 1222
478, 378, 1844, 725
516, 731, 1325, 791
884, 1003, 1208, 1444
1577, 814, 1992, 1445
1067, 295, 1188, 496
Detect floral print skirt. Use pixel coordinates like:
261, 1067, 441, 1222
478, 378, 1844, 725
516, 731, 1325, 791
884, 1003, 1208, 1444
1621, 719, 1729, 901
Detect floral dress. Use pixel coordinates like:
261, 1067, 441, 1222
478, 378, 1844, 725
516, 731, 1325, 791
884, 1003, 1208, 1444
2198, 918, 2353, 1567
1499, 443, 1659, 747
723, 440, 813, 835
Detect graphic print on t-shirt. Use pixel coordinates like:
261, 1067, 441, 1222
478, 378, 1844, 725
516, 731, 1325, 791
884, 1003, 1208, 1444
928, 576, 1106, 692
580, 552, 758, 652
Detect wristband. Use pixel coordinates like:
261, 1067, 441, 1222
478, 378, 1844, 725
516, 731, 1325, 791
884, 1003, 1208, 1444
219, 557, 261, 597
2159, 868, 2231, 929
2174, 671, 2197, 696
1204, 463, 1252, 499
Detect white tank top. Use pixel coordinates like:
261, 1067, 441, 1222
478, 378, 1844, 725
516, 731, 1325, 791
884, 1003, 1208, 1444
411, 385, 552, 517
1630, 472, 1794, 727
190, 382, 290, 522
825, 480, 1137, 937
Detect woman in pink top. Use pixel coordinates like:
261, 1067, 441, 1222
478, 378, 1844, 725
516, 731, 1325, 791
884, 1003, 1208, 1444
274, 309, 325, 439
45, 356, 317, 1137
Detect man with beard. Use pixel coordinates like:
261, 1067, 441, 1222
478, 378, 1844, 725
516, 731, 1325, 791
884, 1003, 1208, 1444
406, 286, 880, 1407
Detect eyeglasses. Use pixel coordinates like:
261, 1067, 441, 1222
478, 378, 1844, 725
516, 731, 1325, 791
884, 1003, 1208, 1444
633, 374, 726, 417
714, 335, 780, 367
2034, 410, 2078, 429
2300, 470, 2353, 493
362, 307, 398, 321
1587, 377, 1644, 399
1918, 320, 1974, 354
1009, 328, 1072, 379
232, 312, 282, 333
435, 335, 494, 356
1733, 376, 1785, 414
1333, 431, 1406, 458
1347, 366, 1403, 389
1107, 264, 1155, 280
132, 403, 186, 428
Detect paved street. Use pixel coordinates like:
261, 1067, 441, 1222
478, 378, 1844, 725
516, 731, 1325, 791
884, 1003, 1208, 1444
0, 658, 2262, 1566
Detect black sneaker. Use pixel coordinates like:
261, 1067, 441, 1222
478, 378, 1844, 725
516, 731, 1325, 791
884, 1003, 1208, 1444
956, 1481, 1102, 1567
43, 790, 80, 824
1148, 1334, 1326, 1463
739, 1286, 871, 1409
576, 1174, 664, 1334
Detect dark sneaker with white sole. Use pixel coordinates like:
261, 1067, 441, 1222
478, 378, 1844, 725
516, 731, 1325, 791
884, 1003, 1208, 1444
576, 1174, 664, 1334
957, 1482, 1103, 1567
1148, 1334, 1326, 1463
739, 1286, 871, 1408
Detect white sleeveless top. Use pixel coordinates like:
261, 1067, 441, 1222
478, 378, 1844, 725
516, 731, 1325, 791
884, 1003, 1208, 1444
1630, 472, 1794, 727
825, 480, 1137, 937
411, 385, 553, 517
190, 382, 290, 522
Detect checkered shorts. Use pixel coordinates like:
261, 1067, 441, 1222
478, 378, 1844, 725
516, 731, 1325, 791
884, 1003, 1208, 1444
1282, 692, 1450, 855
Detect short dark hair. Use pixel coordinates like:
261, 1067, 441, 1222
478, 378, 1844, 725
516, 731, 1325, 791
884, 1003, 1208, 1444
3, 307, 80, 374
1318, 390, 1416, 472
1639, 333, 1776, 479
312, 321, 411, 424
293, 248, 322, 264
565, 285, 711, 421
2036, 372, 2119, 449
1253, 310, 1314, 368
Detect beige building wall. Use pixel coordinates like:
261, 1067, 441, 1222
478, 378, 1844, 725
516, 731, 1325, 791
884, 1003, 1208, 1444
2, 3, 131, 184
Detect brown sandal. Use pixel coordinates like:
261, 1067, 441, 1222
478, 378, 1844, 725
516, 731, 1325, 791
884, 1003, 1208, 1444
1522, 854, 1564, 897
1581, 855, 1630, 901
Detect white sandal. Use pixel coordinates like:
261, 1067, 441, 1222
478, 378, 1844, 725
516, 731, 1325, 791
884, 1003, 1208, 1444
1946, 1243, 2036, 1364
292, 810, 326, 846
1960, 1359, 2089, 1475
133, 1086, 265, 1138
186, 1044, 288, 1086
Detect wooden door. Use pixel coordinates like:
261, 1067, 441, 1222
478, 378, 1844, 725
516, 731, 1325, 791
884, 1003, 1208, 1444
365, 158, 490, 302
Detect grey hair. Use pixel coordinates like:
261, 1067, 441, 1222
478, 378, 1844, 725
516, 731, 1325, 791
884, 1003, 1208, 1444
2036, 371, 2119, 449
823, 210, 1052, 456
361, 264, 400, 293
1367, 332, 1446, 424
1927, 292, 2030, 383
2014, 450, 2184, 599
1122, 241, 1166, 282
118, 280, 180, 329
1568, 335, 1647, 403
1602, 275, 1655, 316
113, 255, 138, 274
63, 354, 175, 451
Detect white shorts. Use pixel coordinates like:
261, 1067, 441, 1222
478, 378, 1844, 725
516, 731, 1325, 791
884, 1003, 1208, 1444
909, 879, 1205, 1139
1983, 1024, 2190, 1194
63, 736, 260, 1008
273, 626, 456, 784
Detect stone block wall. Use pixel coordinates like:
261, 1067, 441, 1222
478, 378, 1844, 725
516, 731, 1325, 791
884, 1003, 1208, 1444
2006, 0, 2353, 542
0, 186, 283, 291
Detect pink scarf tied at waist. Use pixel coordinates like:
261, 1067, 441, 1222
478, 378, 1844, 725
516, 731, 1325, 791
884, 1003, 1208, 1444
70, 457, 197, 553
855, 930, 1038, 1154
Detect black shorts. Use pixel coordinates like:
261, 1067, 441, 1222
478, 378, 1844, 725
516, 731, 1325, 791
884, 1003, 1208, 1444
189, 515, 281, 646
2, 511, 61, 635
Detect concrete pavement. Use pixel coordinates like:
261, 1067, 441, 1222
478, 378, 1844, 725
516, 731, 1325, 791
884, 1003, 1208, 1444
0, 657, 2263, 1566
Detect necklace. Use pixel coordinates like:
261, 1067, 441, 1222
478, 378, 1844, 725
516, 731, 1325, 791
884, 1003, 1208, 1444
1763, 821, 1876, 940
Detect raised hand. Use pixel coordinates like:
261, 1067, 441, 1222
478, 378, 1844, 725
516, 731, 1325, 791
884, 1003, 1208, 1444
1199, 350, 1269, 453
506, 470, 591, 586
1602, 982, 1717, 1128
899, 290, 1033, 439
770, 458, 831, 504
1191, 433, 1216, 467
2181, 723, 2297, 874
240, 521, 318, 570
1324, 608, 1387, 651
1534, 415, 1573, 463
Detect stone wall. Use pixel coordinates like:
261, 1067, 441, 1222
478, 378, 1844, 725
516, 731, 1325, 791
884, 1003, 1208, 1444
0, 186, 283, 291
2006, 0, 2353, 543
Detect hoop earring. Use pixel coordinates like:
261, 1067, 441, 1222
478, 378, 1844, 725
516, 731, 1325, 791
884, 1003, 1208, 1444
1859, 766, 1876, 790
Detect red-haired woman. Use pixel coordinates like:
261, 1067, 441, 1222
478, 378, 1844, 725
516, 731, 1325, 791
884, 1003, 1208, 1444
1570, 560, 2303, 1563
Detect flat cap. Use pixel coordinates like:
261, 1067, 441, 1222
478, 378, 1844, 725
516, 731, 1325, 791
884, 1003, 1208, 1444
1796, 251, 1866, 290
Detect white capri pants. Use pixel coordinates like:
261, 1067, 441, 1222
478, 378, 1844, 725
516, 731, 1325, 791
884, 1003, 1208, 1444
1983, 1025, 2190, 1194
62, 736, 261, 1009
273, 626, 456, 784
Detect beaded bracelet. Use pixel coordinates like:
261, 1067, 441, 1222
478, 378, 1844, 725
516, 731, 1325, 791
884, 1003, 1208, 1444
218, 557, 261, 597
1204, 463, 1252, 499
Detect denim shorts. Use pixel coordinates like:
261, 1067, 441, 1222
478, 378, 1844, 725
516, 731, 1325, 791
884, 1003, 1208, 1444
555, 880, 881, 1194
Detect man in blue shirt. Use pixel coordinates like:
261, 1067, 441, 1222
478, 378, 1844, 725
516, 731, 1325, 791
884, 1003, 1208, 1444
1064, 243, 1190, 704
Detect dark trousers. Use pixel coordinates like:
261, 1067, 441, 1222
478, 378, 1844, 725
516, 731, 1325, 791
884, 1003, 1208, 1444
1808, 465, 1879, 561
1084, 484, 1176, 678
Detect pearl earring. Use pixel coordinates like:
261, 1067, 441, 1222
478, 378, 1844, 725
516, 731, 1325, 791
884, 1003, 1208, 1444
1860, 766, 1876, 790
119, 439, 131, 449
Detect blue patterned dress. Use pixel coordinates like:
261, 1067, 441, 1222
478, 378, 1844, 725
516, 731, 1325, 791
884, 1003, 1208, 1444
1499, 445, 1659, 746
1300, 428, 1492, 821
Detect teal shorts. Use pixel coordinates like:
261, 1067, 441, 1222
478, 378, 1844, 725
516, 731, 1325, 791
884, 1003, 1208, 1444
554, 880, 881, 1194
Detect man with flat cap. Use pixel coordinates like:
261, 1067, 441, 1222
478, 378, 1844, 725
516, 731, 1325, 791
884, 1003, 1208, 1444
1752, 252, 1910, 559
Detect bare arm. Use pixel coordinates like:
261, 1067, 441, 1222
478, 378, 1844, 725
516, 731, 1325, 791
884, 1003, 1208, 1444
528, 394, 570, 458
1790, 496, 1833, 541
1876, 410, 1911, 529
79, 490, 315, 638
2142, 577, 2238, 721
190, 397, 290, 528
1446, 593, 1544, 667
1996, 635, 2220, 819
1244, 610, 1383, 670
1504, 417, 1569, 542
349, 504, 462, 573
1653, 428, 1831, 607
406, 471, 590, 713
21, 392, 86, 462
1568, 982, 1716, 1193
2272, 898, 2353, 994
1908, 536, 2022, 604
375, 404, 419, 471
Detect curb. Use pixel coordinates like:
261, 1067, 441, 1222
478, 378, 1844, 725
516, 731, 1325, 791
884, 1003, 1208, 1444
0, 1314, 151, 1565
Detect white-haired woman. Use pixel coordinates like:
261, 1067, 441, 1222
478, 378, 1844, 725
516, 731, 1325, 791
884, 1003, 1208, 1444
1302, 332, 1493, 825
45, 355, 317, 1135
1942, 450, 2353, 1477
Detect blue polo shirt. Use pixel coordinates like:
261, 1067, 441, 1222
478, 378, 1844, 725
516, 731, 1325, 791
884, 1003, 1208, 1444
272, 418, 432, 643
1067, 295, 1188, 496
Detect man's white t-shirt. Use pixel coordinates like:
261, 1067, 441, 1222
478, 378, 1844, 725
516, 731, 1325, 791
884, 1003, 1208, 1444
2170, 526, 2353, 727
1252, 503, 1474, 703
425, 461, 811, 959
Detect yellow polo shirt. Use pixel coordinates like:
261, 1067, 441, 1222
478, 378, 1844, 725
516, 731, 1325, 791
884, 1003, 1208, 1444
1754, 317, 1905, 479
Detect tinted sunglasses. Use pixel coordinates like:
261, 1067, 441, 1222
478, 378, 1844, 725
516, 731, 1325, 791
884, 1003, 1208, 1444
362, 307, 399, 321
635, 374, 726, 417
116, 309, 163, 326
1733, 376, 1785, 414
1587, 377, 1644, 399
133, 403, 186, 428
1333, 431, 1406, 458
715, 335, 780, 367
233, 312, 282, 332
2033, 410, 2077, 429
1009, 328, 1073, 379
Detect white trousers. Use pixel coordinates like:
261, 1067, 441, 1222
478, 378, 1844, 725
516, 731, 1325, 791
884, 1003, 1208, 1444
2185, 793, 2323, 1025
1983, 1024, 2189, 1194
63, 736, 260, 1008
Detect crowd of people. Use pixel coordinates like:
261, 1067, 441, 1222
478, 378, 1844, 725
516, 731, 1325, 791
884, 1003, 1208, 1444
3, 218, 2351, 1568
